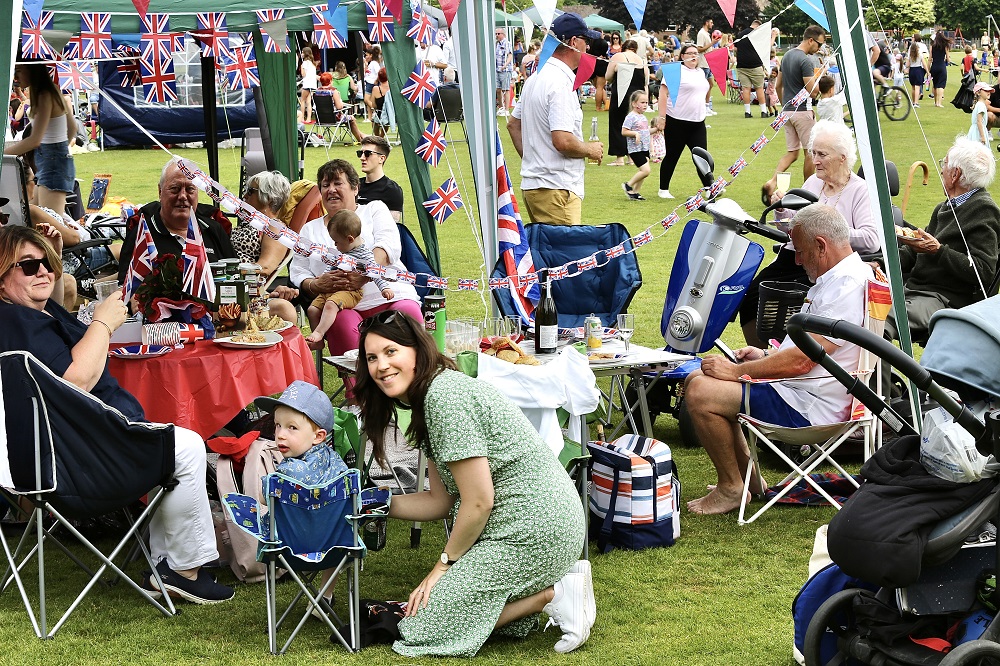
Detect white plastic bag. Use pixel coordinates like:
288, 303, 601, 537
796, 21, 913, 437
919, 405, 991, 483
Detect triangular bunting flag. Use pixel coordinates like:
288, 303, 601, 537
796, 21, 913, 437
534, 0, 557, 29
322, 0, 341, 23
794, 0, 829, 30
131, 0, 149, 16
705, 48, 730, 94
535, 34, 558, 72
24, 0, 44, 27
40, 30, 72, 57
615, 63, 636, 107
259, 18, 290, 53
439, 0, 460, 27
313, 5, 348, 49
385, 0, 403, 23
716, 0, 737, 28
661, 62, 682, 108
574, 53, 596, 91
623, 0, 646, 31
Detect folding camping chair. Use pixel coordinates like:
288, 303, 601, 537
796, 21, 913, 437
0, 155, 31, 227
0, 351, 178, 638
727, 69, 742, 104
313, 93, 356, 156
425, 83, 466, 143
736, 279, 892, 525
223, 470, 390, 654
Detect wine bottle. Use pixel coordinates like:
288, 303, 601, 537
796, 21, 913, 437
536, 269, 558, 354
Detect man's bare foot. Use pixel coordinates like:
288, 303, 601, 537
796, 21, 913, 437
687, 486, 746, 515
707, 474, 767, 496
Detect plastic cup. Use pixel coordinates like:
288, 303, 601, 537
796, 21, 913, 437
776, 172, 791, 193
94, 278, 121, 303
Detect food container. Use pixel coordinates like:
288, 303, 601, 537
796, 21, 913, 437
209, 262, 226, 278
221, 258, 242, 276
141, 322, 181, 346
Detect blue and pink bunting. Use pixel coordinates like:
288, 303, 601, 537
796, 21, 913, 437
534, 34, 559, 72
623, 0, 646, 31
660, 62, 681, 108
794, 0, 829, 30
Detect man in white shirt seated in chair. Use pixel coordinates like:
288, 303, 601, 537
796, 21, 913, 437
684, 204, 874, 515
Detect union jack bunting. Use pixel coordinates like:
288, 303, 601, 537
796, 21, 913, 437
423, 178, 463, 224
728, 157, 748, 178
708, 177, 728, 199
255, 10, 288, 53
118, 59, 142, 87
293, 243, 313, 257
577, 255, 598, 271
605, 243, 626, 259
661, 212, 680, 230
425, 276, 448, 289
311, 5, 348, 49
122, 214, 159, 304
401, 62, 438, 108
140, 56, 178, 104
223, 45, 259, 90
263, 222, 281, 241
80, 13, 113, 59
366, 264, 388, 279
63, 36, 82, 60
549, 266, 569, 281
790, 87, 810, 108
521, 272, 539, 286
194, 13, 228, 58
415, 117, 447, 166
633, 230, 653, 247
495, 132, 539, 322
406, 5, 437, 46
365, 0, 395, 42
21, 11, 55, 59
277, 226, 298, 249
182, 214, 215, 302
684, 192, 705, 212
140, 14, 179, 63
750, 133, 769, 154
488, 276, 509, 289
321, 253, 338, 267
397, 270, 416, 284
337, 255, 358, 270
769, 112, 789, 131
55, 62, 97, 91
457, 278, 479, 291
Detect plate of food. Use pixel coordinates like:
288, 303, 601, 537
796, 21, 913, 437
246, 312, 295, 333
214, 331, 283, 349
895, 226, 920, 239
108, 344, 176, 359
587, 352, 626, 365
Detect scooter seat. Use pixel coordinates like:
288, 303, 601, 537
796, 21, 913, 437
924, 483, 1000, 566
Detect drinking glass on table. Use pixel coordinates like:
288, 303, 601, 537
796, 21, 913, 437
617, 313, 635, 354
504, 316, 522, 341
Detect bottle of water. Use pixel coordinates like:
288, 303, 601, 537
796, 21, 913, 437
589, 116, 599, 142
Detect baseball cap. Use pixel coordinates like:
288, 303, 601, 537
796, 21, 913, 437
974, 82, 995, 93
551, 13, 602, 41
255, 380, 335, 432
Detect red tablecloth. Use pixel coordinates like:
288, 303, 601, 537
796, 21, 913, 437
108, 327, 319, 438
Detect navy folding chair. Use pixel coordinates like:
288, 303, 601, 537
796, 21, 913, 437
396, 222, 440, 301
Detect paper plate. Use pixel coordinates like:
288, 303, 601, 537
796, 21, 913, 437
214, 331, 283, 349
109, 344, 175, 359
587, 353, 626, 366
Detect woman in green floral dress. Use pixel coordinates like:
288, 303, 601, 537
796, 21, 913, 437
354, 312, 595, 657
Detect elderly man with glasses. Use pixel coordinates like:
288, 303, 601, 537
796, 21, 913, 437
356, 134, 404, 223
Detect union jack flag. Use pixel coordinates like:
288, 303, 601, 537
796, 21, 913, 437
181, 214, 215, 302
366, 0, 395, 43
140, 14, 180, 63
495, 132, 539, 323
751, 133, 769, 155
63, 36, 82, 60
321, 253, 338, 267
685, 192, 705, 212
312, 5, 348, 49
577, 255, 598, 271
80, 13, 113, 59
708, 177, 728, 199
55, 62, 97, 91
338, 254, 358, 270
195, 13, 228, 58
122, 214, 159, 304
415, 117, 447, 166
293, 242, 313, 257
549, 266, 569, 281
457, 278, 478, 291
521, 272, 539, 286
140, 56, 178, 104
661, 212, 681, 230
401, 62, 438, 108
770, 112, 789, 131
422, 177, 464, 224
118, 59, 142, 87
605, 243, 626, 259
406, 6, 437, 46
728, 157, 748, 178
488, 276, 510, 289
426, 276, 448, 289
397, 270, 416, 284
633, 230, 653, 247
366, 264, 388, 279
223, 45, 259, 90
21, 11, 55, 59
790, 87, 810, 108
255, 9, 289, 53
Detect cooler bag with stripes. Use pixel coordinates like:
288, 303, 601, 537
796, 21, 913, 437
587, 434, 680, 553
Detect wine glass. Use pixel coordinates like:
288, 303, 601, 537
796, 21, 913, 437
617, 313, 635, 354
504, 315, 522, 341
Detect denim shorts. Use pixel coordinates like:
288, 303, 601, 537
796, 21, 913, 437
35, 141, 77, 194
742, 382, 810, 428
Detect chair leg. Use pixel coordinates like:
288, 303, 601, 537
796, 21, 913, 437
266, 559, 278, 654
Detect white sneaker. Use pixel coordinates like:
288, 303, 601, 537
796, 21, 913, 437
497, 108, 508, 117
707, 109, 718, 116
569, 560, 596, 629
543, 572, 590, 653
658, 189, 674, 199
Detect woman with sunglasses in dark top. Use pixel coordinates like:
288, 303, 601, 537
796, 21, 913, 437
0, 224, 235, 605
354, 311, 594, 657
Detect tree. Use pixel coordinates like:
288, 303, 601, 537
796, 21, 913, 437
863, 0, 934, 35
592, 0, 763, 34
761, 0, 812, 41
934, 0, 994, 37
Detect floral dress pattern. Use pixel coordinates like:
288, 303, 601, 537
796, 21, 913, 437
393, 369, 585, 657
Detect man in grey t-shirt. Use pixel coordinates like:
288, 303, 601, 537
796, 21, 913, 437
768, 25, 825, 193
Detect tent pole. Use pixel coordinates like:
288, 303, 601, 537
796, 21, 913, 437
1, 0, 23, 151
201, 56, 220, 183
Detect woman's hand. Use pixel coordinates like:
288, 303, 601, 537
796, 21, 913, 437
405, 562, 449, 617
313, 270, 368, 293
92, 291, 128, 332
269, 285, 299, 301
35, 222, 63, 255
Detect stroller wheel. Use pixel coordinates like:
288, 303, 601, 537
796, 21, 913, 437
940, 640, 1000, 665
803, 589, 861, 666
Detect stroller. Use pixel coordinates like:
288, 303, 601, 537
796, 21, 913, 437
789, 296, 1000, 665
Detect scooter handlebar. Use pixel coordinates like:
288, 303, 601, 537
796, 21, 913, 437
743, 221, 790, 243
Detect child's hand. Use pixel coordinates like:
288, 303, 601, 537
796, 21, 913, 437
382, 287, 395, 300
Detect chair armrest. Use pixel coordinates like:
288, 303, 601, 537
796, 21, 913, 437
63, 238, 112, 255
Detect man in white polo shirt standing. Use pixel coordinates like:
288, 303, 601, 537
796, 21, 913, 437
507, 13, 605, 226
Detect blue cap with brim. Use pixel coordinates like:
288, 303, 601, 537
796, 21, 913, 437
551, 13, 602, 41
255, 380, 335, 432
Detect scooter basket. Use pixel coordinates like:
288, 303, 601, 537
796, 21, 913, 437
921, 295, 1000, 401
756, 281, 808, 343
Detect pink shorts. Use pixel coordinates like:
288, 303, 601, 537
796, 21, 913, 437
784, 111, 816, 152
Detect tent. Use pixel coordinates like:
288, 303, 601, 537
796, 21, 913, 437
584, 14, 625, 38
494, 8, 526, 31
514, 6, 562, 29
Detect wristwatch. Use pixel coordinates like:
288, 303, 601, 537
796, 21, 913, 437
440, 552, 458, 566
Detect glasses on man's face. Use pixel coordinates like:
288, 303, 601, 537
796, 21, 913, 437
938, 158, 949, 172
12, 256, 53, 276
357, 149, 385, 159
244, 186, 258, 198
358, 310, 399, 334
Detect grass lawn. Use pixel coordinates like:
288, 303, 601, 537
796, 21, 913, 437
1, 63, 994, 664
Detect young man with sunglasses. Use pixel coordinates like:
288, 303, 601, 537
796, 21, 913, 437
356, 135, 404, 223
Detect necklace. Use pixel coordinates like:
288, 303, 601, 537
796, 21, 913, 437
820, 180, 848, 209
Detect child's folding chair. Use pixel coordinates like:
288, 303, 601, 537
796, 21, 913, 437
736, 279, 892, 525
224, 470, 389, 654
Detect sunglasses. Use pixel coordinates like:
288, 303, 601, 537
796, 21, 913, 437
358, 310, 399, 334
356, 149, 385, 158
243, 186, 258, 197
12, 256, 53, 276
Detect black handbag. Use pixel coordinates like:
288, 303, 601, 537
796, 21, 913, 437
951, 71, 977, 113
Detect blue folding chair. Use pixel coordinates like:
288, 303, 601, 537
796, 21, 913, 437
224, 470, 390, 654
396, 222, 440, 301
490, 222, 643, 328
